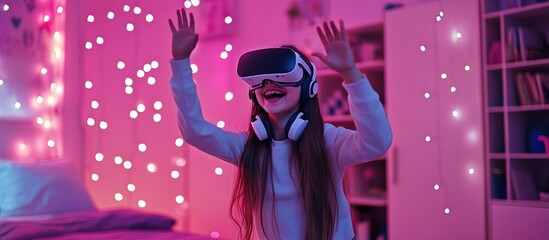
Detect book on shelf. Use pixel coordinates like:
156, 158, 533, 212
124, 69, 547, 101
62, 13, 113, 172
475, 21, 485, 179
506, 26, 549, 62
492, 168, 507, 199
511, 166, 539, 200
515, 72, 549, 105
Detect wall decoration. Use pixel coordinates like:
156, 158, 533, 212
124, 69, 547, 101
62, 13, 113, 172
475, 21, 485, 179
286, 0, 329, 30
196, 0, 235, 38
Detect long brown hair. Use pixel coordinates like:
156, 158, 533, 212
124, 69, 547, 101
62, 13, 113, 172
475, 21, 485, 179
230, 46, 337, 240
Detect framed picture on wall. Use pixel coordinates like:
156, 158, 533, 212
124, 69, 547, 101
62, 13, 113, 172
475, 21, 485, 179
286, 0, 330, 31
196, 0, 236, 38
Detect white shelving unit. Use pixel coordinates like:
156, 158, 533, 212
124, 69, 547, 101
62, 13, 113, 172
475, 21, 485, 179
316, 21, 388, 240
481, 0, 549, 239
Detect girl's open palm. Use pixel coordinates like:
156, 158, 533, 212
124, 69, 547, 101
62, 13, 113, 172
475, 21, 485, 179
312, 20, 356, 74
168, 8, 198, 60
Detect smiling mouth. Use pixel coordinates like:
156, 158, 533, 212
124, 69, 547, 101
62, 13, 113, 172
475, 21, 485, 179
264, 90, 286, 100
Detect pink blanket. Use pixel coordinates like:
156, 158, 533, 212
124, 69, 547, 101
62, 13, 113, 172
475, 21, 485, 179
0, 209, 209, 240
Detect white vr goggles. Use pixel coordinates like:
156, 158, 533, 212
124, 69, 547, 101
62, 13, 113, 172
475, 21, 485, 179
237, 47, 315, 90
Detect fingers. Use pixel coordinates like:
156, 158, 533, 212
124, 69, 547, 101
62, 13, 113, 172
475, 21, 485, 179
322, 22, 334, 42
189, 12, 195, 31
169, 19, 177, 33
329, 21, 340, 40
339, 19, 348, 41
177, 9, 183, 30
181, 8, 188, 28
318, 19, 347, 44
316, 26, 328, 46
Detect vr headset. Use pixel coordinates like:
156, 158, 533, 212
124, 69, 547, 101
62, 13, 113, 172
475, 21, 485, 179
237, 47, 316, 91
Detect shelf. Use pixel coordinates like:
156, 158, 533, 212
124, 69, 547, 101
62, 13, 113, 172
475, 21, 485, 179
509, 153, 549, 159
317, 60, 385, 78
506, 105, 549, 112
348, 196, 387, 207
505, 58, 549, 70
491, 199, 549, 208
485, 1, 549, 17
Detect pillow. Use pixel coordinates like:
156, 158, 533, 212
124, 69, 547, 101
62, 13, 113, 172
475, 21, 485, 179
0, 159, 96, 219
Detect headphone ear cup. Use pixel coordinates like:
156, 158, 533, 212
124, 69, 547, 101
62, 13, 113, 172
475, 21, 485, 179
251, 115, 272, 141
309, 80, 318, 98
285, 112, 309, 141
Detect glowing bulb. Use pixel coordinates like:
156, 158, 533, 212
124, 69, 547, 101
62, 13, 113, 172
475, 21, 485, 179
126, 23, 135, 32
107, 12, 115, 19
225, 92, 234, 101
18, 143, 27, 151
434, 184, 440, 190
469, 168, 475, 175
138, 143, 147, 152
57, 6, 63, 14
440, 73, 447, 79
138, 200, 146, 208
147, 163, 158, 173
95, 153, 104, 162
130, 110, 138, 118
3, 4, 9, 11
190, 64, 198, 73
41, 67, 48, 75
0, 79, 3, 85
43, 15, 50, 22
37, 117, 44, 125
137, 104, 146, 112
133, 7, 142, 14
136, 70, 145, 78
96, 37, 104, 44
36, 96, 44, 104
464, 65, 471, 71
125, 86, 134, 94
99, 121, 108, 129
436, 16, 442, 22
125, 77, 133, 86
439, 11, 444, 17
85, 41, 93, 49
452, 110, 460, 118
54, 32, 61, 41
91, 174, 99, 181
14, 102, 21, 109
85, 81, 93, 89
123, 161, 132, 169
215, 167, 223, 175
420, 45, 426, 52
450, 87, 457, 93
444, 208, 451, 214
87, 118, 95, 126
47, 140, 55, 148
211, 232, 220, 239
91, 100, 99, 109
171, 170, 180, 179
127, 184, 136, 192
224, 16, 233, 24
456, 32, 462, 39
115, 193, 123, 201
143, 64, 152, 72
176, 195, 185, 204
191, 0, 200, 6
146, 14, 154, 22
425, 136, 431, 142
225, 44, 233, 52
175, 138, 184, 147
175, 158, 187, 167
87, 15, 95, 23
123, 5, 130, 12
184, 0, 192, 8
217, 121, 225, 128
424, 92, 430, 99
151, 61, 159, 69
117, 61, 125, 69
220, 51, 228, 59
153, 113, 161, 122
43, 120, 52, 129
147, 76, 156, 85
114, 156, 123, 165
154, 101, 163, 110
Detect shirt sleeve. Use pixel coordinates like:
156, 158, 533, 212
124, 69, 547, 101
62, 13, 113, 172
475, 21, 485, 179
169, 58, 247, 165
326, 75, 393, 168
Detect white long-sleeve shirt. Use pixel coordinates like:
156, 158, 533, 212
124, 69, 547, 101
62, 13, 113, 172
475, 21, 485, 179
170, 58, 392, 240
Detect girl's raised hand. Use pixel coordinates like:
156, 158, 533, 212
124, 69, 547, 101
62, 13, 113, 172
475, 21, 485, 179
312, 19, 358, 77
168, 8, 198, 60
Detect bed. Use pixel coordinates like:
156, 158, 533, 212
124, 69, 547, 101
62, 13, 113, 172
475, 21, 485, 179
0, 159, 213, 240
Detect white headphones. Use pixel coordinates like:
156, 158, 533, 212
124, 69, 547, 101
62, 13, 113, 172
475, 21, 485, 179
250, 62, 317, 141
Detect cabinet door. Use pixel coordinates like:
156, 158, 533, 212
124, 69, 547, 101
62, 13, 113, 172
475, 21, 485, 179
385, 0, 486, 239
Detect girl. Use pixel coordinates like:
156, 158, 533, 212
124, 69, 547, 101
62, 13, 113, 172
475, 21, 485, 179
168, 8, 392, 240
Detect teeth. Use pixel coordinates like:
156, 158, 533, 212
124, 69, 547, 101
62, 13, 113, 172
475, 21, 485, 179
264, 90, 285, 98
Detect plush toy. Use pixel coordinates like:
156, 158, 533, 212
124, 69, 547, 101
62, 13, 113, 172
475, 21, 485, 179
528, 122, 549, 153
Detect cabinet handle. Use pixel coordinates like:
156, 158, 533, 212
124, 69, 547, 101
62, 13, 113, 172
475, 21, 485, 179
392, 146, 398, 185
